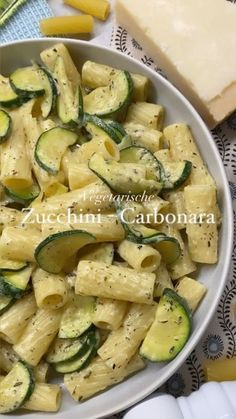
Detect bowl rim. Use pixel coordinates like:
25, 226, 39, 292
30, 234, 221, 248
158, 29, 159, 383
0, 37, 234, 419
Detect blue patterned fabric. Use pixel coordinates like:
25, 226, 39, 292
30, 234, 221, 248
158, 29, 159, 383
0, 0, 52, 44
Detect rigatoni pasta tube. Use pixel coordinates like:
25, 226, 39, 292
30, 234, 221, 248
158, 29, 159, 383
117, 240, 161, 273
184, 185, 218, 264
175, 276, 207, 312
32, 268, 68, 309
68, 163, 97, 190
23, 383, 61, 412
0, 226, 42, 262
203, 358, 236, 382
75, 137, 120, 163
154, 262, 173, 297
41, 215, 124, 243
40, 43, 81, 89
0, 340, 19, 371
98, 303, 156, 369
158, 224, 196, 280
0, 207, 22, 232
31, 181, 113, 221
93, 298, 128, 330
40, 15, 94, 36
82, 61, 149, 102
76, 261, 155, 304
0, 294, 37, 344
64, 354, 145, 401
13, 308, 62, 366
164, 124, 215, 186
64, 0, 110, 21
126, 102, 165, 131
0, 110, 33, 190
124, 122, 163, 153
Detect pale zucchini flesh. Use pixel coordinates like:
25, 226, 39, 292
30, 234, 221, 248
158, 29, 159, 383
0, 361, 34, 413
162, 160, 192, 190
0, 265, 33, 298
46, 334, 89, 364
84, 114, 121, 144
37, 66, 58, 118
0, 75, 24, 108
140, 289, 192, 362
59, 295, 95, 339
54, 330, 100, 373
35, 230, 96, 274
10, 67, 45, 98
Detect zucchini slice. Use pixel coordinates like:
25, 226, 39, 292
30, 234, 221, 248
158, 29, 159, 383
46, 333, 89, 364
0, 361, 34, 413
116, 202, 181, 264
84, 114, 121, 144
35, 127, 78, 174
59, 295, 95, 339
0, 295, 15, 315
55, 330, 100, 374
37, 66, 58, 118
10, 67, 45, 98
35, 230, 96, 274
4, 182, 40, 205
0, 260, 28, 273
0, 75, 23, 108
0, 109, 12, 143
120, 146, 162, 181
84, 70, 133, 121
162, 160, 192, 190
0, 264, 33, 298
140, 289, 192, 362
54, 56, 83, 126
106, 120, 127, 142
89, 153, 162, 195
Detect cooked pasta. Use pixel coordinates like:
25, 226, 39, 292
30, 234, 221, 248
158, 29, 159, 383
0, 42, 220, 413
76, 261, 155, 304
13, 308, 63, 366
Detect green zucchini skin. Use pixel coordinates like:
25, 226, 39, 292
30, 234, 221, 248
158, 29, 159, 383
38, 66, 58, 118
0, 76, 27, 109
0, 361, 35, 413
116, 202, 181, 264
10, 67, 45, 99
46, 332, 91, 364
0, 109, 12, 143
4, 182, 41, 205
35, 126, 78, 174
54, 329, 100, 374
34, 230, 96, 274
84, 70, 133, 121
140, 288, 192, 362
84, 113, 122, 144
0, 265, 32, 298
58, 296, 95, 339
162, 160, 192, 190
120, 145, 163, 181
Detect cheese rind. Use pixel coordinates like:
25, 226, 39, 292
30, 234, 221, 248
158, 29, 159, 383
116, 0, 236, 127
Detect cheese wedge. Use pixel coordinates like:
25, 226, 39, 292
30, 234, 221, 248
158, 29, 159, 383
116, 0, 236, 127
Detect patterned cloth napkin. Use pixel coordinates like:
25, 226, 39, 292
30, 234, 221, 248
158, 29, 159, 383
0, 0, 52, 43
0, 0, 236, 416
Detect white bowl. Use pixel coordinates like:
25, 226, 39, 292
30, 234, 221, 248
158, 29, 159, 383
0, 38, 233, 419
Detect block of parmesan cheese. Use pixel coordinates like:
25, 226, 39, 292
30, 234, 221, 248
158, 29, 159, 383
116, 0, 236, 127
